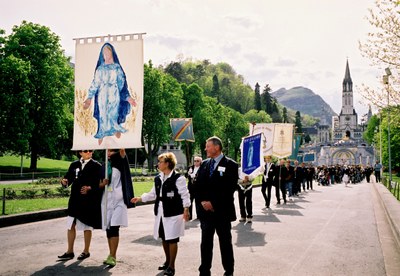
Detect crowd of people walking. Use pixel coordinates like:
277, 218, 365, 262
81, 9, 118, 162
57, 137, 381, 276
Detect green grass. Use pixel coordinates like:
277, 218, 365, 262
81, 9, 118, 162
5, 198, 69, 215
1, 181, 154, 215
0, 155, 71, 171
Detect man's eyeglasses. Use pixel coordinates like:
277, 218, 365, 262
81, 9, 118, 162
82, 150, 93, 153
194, 160, 201, 162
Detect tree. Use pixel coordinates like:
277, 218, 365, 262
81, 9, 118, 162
359, 0, 400, 109
164, 61, 185, 82
243, 109, 272, 125
181, 83, 206, 165
261, 84, 273, 114
282, 107, 289, 123
254, 83, 261, 111
295, 111, 303, 133
270, 101, 282, 123
142, 62, 185, 171
0, 54, 31, 156
1, 22, 74, 169
224, 108, 248, 160
211, 74, 220, 101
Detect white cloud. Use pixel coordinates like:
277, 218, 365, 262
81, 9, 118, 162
1, 0, 380, 118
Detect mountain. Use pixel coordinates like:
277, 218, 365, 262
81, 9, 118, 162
271, 86, 337, 125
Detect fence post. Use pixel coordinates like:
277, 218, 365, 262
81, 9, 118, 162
2, 188, 6, 215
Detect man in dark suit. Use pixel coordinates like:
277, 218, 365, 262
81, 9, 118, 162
186, 156, 202, 220
261, 155, 278, 209
195, 136, 238, 276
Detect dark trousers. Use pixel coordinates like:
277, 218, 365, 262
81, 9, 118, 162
306, 178, 313, 190
199, 219, 234, 276
188, 189, 196, 220
293, 179, 301, 195
277, 181, 287, 203
261, 182, 279, 207
238, 187, 252, 218
375, 171, 381, 182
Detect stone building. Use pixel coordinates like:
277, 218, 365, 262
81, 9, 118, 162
300, 60, 375, 166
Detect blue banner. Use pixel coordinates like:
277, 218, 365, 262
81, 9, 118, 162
170, 118, 195, 142
242, 133, 262, 175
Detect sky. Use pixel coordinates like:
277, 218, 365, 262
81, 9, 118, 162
1, 0, 382, 119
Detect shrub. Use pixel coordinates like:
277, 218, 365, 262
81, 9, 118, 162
21, 189, 37, 199
56, 186, 70, 197
41, 188, 54, 197
5, 189, 17, 199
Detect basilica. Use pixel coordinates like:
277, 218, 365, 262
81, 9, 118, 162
300, 60, 375, 166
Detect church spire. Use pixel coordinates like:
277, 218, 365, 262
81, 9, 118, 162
342, 59, 353, 92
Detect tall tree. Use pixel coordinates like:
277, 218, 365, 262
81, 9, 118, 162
164, 61, 185, 82
211, 74, 220, 101
282, 107, 289, 123
1, 22, 74, 169
270, 100, 282, 123
224, 108, 248, 160
295, 111, 303, 133
254, 82, 261, 111
261, 84, 273, 114
142, 62, 185, 171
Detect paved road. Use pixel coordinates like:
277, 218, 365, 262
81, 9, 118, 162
0, 180, 399, 276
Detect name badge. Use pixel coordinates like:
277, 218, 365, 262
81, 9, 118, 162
166, 192, 174, 198
218, 166, 226, 172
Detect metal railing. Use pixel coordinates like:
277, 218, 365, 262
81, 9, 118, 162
382, 176, 400, 201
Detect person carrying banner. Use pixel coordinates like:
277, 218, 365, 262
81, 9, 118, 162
261, 155, 278, 209
99, 149, 135, 267
131, 152, 190, 276
237, 172, 254, 223
58, 150, 103, 261
277, 159, 288, 204
195, 136, 238, 276
186, 156, 202, 220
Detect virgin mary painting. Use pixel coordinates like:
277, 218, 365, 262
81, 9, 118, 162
83, 43, 136, 145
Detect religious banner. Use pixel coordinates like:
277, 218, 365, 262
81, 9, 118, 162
272, 123, 294, 158
249, 123, 274, 156
170, 118, 195, 142
240, 133, 263, 179
288, 133, 302, 160
72, 33, 144, 150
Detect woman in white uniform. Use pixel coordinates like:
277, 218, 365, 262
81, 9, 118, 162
100, 149, 135, 267
131, 152, 190, 276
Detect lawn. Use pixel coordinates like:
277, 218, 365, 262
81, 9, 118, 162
1, 181, 154, 215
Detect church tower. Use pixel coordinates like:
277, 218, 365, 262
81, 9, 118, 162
333, 60, 362, 141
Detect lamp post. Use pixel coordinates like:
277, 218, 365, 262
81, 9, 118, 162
383, 68, 392, 183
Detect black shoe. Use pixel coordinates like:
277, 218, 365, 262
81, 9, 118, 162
77, 252, 90, 260
164, 267, 175, 276
158, 263, 168, 270
58, 252, 74, 260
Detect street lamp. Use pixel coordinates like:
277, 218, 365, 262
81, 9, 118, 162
383, 68, 392, 183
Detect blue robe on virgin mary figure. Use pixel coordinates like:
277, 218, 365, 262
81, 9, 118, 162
87, 43, 131, 140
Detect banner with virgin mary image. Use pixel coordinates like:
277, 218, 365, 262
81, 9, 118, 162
240, 133, 263, 178
72, 33, 144, 150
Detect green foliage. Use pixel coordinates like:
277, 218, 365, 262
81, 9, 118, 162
0, 21, 74, 169
143, 62, 185, 170
254, 83, 261, 111
244, 109, 272, 124
20, 189, 37, 198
